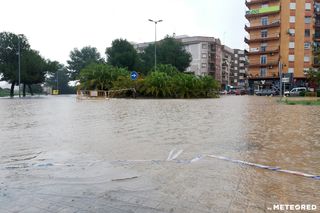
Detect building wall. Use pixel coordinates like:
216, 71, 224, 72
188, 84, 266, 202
246, 0, 314, 85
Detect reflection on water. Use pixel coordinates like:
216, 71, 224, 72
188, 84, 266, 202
0, 96, 319, 212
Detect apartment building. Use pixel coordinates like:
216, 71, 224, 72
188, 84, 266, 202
245, 0, 316, 91
176, 36, 222, 81
231, 49, 249, 88
134, 36, 248, 89
221, 45, 234, 89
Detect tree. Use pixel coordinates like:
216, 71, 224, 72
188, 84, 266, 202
106, 39, 138, 71
67, 46, 103, 80
306, 68, 320, 89
45, 65, 76, 94
20, 49, 48, 96
0, 32, 30, 97
79, 63, 129, 91
140, 36, 192, 73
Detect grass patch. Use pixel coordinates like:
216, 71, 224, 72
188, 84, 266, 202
0, 88, 11, 97
281, 99, 320, 106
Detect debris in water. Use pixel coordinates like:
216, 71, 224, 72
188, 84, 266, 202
112, 176, 138, 181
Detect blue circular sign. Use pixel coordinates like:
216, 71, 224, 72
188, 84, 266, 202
130, 71, 138, 81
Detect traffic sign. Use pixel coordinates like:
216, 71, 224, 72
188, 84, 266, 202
130, 71, 138, 81
282, 77, 289, 83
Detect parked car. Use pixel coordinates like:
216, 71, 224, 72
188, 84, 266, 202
235, 89, 247, 96
255, 89, 277, 96
284, 87, 307, 96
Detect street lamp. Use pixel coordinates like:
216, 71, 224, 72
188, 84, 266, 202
18, 35, 21, 98
148, 19, 163, 71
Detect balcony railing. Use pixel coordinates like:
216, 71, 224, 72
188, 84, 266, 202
245, 35, 280, 43
313, 34, 320, 41
248, 61, 279, 68
247, 48, 280, 55
245, 21, 280, 31
245, 0, 280, 7
246, 5, 280, 18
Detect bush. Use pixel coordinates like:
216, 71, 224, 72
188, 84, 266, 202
299, 91, 306, 97
305, 92, 317, 97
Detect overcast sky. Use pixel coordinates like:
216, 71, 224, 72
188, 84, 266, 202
0, 0, 247, 65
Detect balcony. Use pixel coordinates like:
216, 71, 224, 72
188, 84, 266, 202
314, 46, 320, 53
245, 35, 280, 44
247, 48, 280, 56
245, 0, 279, 7
248, 61, 279, 68
239, 69, 247, 74
313, 34, 320, 41
245, 21, 280, 32
246, 5, 280, 19
315, 22, 320, 28
313, 58, 320, 67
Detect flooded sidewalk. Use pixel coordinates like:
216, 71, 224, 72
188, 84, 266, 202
0, 96, 319, 212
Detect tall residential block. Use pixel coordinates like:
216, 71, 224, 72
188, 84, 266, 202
245, 0, 317, 90
134, 36, 249, 89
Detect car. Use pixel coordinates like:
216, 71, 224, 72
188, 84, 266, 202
235, 89, 247, 96
255, 89, 277, 96
284, 87, 307, 96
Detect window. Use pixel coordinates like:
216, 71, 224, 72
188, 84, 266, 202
234, 73, 238, 77
305, 29, 310, 37
202, 63, 207, 68
290, 3, 296, 10
290, 16, 296, 23
304, 42, 311, 49
202, 53, 207, 58
260, 68, 267, 77
289, 42, 295, 49
261, 17, 268, 25
304, 56, 310, 62
305, 3, 311, 10
202, 44, 207, 49
288, 29, 295, 36
288, 68, 294, 73
234, 60, 238, 64
261, 30, 268, 38
260, 55, 267, 64
261, 43, 267, 52
235, 54, 238, 58
305, 17, 311, 24
289, 55, 295, 62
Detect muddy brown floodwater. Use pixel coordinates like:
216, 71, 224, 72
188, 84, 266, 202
0, 96, 319, 213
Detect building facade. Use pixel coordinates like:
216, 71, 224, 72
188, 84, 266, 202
245, 0, 317, 91
134, 36, 249, 89
232, 49, 249, 88
177, 36, 223, 81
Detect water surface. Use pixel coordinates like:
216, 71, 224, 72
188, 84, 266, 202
0, 96, 319, 212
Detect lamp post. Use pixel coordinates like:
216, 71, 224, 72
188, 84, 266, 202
148, 19, 163, 71
56, 69, 59, 92
18, 35, 21, 98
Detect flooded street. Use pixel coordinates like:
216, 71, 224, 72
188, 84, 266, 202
0, 96, 319, 213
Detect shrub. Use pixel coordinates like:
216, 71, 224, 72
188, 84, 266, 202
299, 91, 306, 97
305, 92, 317, 97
